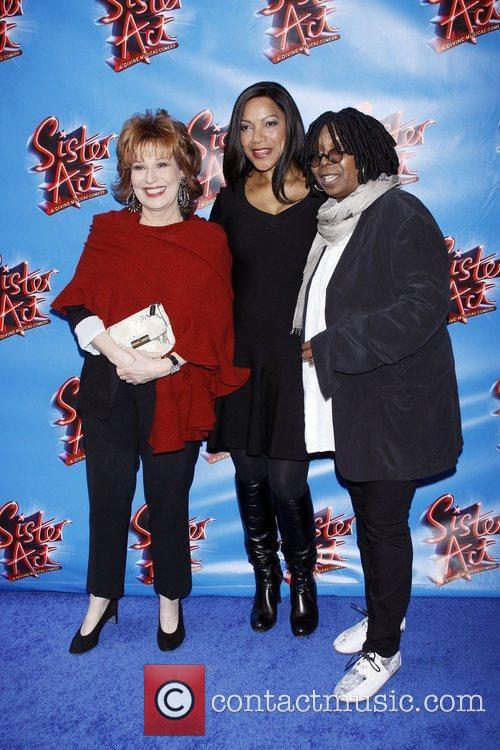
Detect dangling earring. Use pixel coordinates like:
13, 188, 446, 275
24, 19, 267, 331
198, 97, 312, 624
177, 175, 190, 210
314, 182, 325, 193
359, 166, 367, 183
126, 190, 141, 213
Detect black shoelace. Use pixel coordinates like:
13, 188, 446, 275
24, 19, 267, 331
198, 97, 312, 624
349, 602, 368, 617
344, 651, 381, 674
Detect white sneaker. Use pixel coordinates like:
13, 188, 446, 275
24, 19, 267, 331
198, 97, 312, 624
334, 651, 401, 702
333, 609, 406, 654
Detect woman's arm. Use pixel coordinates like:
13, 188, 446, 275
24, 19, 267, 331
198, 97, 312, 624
65, 304, 133, 365
65, 305, 185, 380
65, 305, 96, 331
115, 348, 185, 383
65, 305, 105, 355
209, 192, 224, 228
91, 331, 135, 367
307, 210, 451, 400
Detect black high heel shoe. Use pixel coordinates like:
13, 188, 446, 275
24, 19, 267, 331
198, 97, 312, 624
157, 599, 185, 651
69, 599, 118, 654
251, 561, 283, 632
289, 570, 318, 637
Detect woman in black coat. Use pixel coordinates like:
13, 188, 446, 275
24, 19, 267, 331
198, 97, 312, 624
297, 108, 463, 701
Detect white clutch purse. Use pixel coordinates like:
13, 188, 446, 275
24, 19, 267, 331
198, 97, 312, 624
107, 302, 175, 356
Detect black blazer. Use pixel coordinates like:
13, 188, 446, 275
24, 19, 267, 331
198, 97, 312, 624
65, 305, 120, 418
308, 188, 463, 482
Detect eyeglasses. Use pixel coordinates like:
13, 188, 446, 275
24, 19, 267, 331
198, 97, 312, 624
307, 148, 346, 168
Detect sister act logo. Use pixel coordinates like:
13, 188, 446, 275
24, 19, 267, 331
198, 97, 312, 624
257, 0, 339, 64
422, 493, 499, 585
130, 506, 214, 583
28, 116, 116, 215
0, 256, 57, 341
52, 377, 86, 466
0, 0, 23, 62
187, 110, 227, 209
446, 236, 499, 323
422, 0, 500, 53
97, 0, 182, 72
0, 501, 71, 581
379, 110, 435, 186
314, 506, 355, 575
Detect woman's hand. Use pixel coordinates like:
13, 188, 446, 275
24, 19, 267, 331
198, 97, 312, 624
91, 331, 135, 367
302, 340, 314, 363
90, 331, 178, 382
116, 349, 172, 384
111, 347, 136, 368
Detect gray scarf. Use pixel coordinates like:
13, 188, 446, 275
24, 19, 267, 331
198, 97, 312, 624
291, 173, 400, 334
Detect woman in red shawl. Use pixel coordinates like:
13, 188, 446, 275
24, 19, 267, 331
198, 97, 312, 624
52, 109, 248, 654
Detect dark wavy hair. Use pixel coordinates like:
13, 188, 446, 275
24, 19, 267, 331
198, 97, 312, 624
304, 107, 399, 190
223, 81, 305, 204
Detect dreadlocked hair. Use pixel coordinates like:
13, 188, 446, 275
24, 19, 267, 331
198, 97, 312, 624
303, 107, 399, 190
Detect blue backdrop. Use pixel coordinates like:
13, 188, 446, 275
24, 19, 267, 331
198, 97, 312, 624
1, 0, 498, 597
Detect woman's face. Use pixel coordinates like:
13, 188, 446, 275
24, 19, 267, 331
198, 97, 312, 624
130, 146, 183, 215
240, 96, 287, 173
311, 125, 360, 201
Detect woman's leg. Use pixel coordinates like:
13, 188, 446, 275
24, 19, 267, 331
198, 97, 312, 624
346, 478, 417, 657
346, 482, 372, 615
141, 440, 201, 602
230, 449, 282, 631
230, 449, 267, 483
143, 440, 200, 637
265, 457, 309, 500
79, 381, 140, 632
266, 457, 318, 636
135, 380, 200, 634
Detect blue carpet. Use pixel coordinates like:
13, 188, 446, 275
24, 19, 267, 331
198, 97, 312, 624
1, 592, 498, 750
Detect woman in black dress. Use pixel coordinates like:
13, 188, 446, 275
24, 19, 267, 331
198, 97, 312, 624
208, 82, 325, 636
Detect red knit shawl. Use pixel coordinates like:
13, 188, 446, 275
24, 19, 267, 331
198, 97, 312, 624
52, 209, 249, 453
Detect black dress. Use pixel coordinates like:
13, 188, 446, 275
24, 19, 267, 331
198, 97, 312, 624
207, 179, 325, 460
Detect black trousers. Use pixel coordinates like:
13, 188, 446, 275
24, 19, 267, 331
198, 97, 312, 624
345, 478, 417, 658
81, 379, 200, 600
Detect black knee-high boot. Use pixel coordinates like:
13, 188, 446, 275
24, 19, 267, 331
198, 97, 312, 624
275, 487, 318, 637
235, 478, 283, 632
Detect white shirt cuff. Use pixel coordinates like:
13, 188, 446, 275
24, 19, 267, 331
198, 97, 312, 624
75, 316, 106, 355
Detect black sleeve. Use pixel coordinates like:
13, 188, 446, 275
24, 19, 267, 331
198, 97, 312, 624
209, 192, 225, 229
311, 209, 452, 400
65, 305, 97, 335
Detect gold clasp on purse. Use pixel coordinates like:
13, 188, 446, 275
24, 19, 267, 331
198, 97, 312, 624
131, 334, 152, 348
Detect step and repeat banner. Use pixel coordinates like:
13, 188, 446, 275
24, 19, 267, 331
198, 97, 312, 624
1, 1, 499, 597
